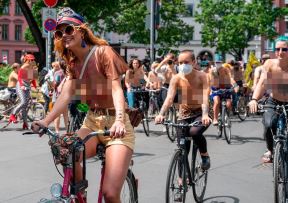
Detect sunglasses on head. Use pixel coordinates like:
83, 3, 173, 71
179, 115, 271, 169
275, 47, 288, 52
54, 24, 80, 40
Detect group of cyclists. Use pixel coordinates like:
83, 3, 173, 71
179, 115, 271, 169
0, 6, 287, 203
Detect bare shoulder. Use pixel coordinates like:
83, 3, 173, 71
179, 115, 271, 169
263, 59, 277, 72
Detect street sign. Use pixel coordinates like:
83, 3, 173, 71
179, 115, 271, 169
42, 8, 57, 38
43, 0, 58, 8
44, 18, 57, 31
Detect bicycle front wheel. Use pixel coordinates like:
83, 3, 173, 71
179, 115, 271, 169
274, 142, 287, 203
166, 106, 177, 142
237, 96, 247, 121
27, 102, 46, 121
191, 144, 208, 203
166, 150, 187, 203
223, 110, 232, 144
120, 169, 138, 203
142, 111, 150, 137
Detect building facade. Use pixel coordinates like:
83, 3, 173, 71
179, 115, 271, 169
0, 0, 38, 65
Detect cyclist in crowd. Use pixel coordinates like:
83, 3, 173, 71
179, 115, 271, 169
249, 37, 288, 163
9, 54, 38, 130
125, 58, 148, 108
155, 53, 178, 106
252, 54, 270, 92
7, 63, 20, 88
155, 50, 211, 170
209, 61, 239, 125
146, 61, 162, 90
32, 7, 134, 202
51, 61, 68, 135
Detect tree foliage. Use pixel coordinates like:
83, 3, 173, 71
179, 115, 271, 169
195, 0, 288, 60
24, 0, 193, 56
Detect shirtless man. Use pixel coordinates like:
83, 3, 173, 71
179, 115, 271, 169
155, 53, 177, 105
8, 63, 20, 88
252, 54, 270, 91
209, 61, 239, 125
155, 50, 211, 170
249, 38, 288, 163
146, 62, 162, 90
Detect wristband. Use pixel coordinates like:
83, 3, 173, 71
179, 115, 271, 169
251, 98, 258, 102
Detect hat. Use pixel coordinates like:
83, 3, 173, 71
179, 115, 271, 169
261, 54, 270, 60
56, 7, 84, 29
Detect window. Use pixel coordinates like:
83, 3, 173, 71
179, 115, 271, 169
184, 4, 193, 17
15, 24, 22, 41
1, 24, 9, 40
286, 21, 288, 33
15, 1, 22, 15
15, 51, 22, 63
265, 39, 274, 52
2, 3, 9, 15
2, 50, 9, 64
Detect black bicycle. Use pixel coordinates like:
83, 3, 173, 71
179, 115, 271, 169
258, 104, 288, 203
163, 121, 208, 203
212, 88, 233, 144
131, 88, 150, 136
67, 102, 87, 133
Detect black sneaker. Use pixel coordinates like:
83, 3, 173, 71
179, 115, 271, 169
201, 156, 211, 170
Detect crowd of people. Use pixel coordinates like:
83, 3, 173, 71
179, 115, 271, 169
1, 6, 287, 203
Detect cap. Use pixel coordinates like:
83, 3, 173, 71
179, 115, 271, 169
24, 54, 35, 61
56, 7, 84, 29
261, 54, 270, 60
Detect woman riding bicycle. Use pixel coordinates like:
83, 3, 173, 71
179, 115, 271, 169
32, 7, 135, 202
9, 54, 38, 130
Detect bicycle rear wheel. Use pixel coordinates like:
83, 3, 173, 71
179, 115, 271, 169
120, 169, 138, 203
27, 102, 46, 121
223, 110, 232, 144
237, 96, 247, 121
191, 144, 208, 203
166, 150, 186, 203
166, 106, 177, 142
217, 113, 222, 138
274, 142, 287, 203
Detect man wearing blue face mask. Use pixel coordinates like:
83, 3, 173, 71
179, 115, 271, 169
155, 50, 212, 170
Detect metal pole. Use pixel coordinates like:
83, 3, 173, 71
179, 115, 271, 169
150, 0, 155, 63
45, 37, 48, 69
47, 30, 51, 69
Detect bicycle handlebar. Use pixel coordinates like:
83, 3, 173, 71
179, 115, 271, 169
162, 120, 203, 127
257, 104, 288, 112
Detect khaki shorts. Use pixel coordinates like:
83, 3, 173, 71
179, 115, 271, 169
82, 110, 135, 150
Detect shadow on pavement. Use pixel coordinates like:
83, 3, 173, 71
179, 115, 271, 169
203, 195, 240, 203
133, 152, 155, 158
230, 135, 264, 145
135, 129, 165, 137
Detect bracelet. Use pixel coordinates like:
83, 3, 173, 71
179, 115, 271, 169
251, 98, 258, 102
115, 109, 125, 122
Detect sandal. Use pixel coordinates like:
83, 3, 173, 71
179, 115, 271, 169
262, 151, 272, 163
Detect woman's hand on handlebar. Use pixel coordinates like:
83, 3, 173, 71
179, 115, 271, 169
31, 120, 48, 137
248, 100, 258, 114
109, 120, 126, 139
155, 114, 165, 124
202, 115, 212, 126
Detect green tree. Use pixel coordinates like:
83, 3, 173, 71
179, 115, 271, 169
195, 0, 287, 60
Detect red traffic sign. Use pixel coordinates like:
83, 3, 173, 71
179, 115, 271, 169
44, 18, 57, 31
43, 0, 58, 7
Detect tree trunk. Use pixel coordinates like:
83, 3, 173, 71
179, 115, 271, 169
16, 0, 46, 69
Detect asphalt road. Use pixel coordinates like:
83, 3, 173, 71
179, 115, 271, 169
0, 114, 273, 203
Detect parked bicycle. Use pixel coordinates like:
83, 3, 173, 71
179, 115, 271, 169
163, 121, 208, 203
24, 127, 138, 203
258, 104, 288, 203
212, 88, 233, 144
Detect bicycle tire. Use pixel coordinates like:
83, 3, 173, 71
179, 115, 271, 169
166, 150, 186, 203
27, 102, 46, 121
274, 142, 287, 203
166, 107, 177, 142
217, 113, 222, 138
237, 96, 247, 121
120, 169, 138, 203
142, 111, 150, 137
191, 144, 208, 203
223, 110, 232, 144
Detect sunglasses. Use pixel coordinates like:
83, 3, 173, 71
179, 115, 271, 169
275, 47, 288, 52
54, 24, 80, 40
